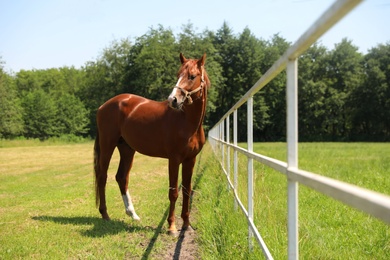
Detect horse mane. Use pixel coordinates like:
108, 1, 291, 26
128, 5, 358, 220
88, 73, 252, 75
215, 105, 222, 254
202, 69, 211, 89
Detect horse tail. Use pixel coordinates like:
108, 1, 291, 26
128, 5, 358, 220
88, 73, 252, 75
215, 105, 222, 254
93, 130, 100, 208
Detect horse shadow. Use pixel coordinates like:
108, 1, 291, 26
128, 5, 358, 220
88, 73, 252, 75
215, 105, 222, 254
31, 149, 208, 258
31, 215, 154, 238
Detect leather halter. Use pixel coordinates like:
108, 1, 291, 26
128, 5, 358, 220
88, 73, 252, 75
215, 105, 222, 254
174, 66, 205, 105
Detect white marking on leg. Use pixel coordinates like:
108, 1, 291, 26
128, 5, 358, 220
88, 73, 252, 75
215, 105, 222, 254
122, 190, 140, 221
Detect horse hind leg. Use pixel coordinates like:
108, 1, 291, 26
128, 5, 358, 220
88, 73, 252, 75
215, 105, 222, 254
94, 133, 116, 221
116, 139, 140, 221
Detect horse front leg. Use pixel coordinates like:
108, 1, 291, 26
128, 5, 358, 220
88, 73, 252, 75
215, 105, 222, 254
167, 159, 180, 236
181, 157, 196, 231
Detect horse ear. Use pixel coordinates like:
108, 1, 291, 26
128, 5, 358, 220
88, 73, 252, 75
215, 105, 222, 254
198, 53, 206, 67
180, 53, 187, 64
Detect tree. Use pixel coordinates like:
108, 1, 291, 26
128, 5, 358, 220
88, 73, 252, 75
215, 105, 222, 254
22, 89, 58, 139
56, 94, 89, 136
323, 38, 363, 139
126, 25, 177, 101
233, 28, 269, 141
350, 43, 390, 140
261, 34, 290, 141
0, 58, 24, 138
80, 38, 133, 136
4, 25, 388, 142
14, 70, 41, 95
210, 22, 238, 118
298, 43, 330, 140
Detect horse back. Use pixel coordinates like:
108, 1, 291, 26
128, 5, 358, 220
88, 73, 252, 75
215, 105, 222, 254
97, 93, 204, 160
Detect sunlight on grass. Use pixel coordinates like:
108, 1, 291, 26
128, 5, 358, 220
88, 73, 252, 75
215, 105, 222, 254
0, 141, 179, 259
199, 142, 390, 259
1, 141, 389, 259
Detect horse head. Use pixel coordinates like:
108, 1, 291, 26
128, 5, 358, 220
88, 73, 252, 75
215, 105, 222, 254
168, 53, 209, 110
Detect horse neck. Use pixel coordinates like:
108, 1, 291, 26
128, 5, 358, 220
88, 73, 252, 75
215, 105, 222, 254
184, 90, 207, 134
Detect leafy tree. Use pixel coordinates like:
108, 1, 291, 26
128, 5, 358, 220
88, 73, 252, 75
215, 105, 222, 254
350, 43, 390, 140
298, 43, 330, 140
233, 28, 269, 141
58, 67, 86, 95
14, 70, 41, 95
0, 59, 24, 138
126, 25, 177, 101
15, 67, 80, 96
210, 22, 239, 118
56, 94, 89, 136
80, 38, 133, 136
22, 89, 59, 139
260, 34, 290, 141
3, 24, 389, 142
323, 38, 363, 139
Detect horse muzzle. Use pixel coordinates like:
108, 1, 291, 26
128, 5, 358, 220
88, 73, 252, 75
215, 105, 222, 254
168, 95, 184, 110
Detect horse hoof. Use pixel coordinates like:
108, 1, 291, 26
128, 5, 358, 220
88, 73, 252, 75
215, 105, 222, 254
126, 210, 141, 221
167, 230, 179, 237
131, 214, 141, 221
182, 225, 195, 232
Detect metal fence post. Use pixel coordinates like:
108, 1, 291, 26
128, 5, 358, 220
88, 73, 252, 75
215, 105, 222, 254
226, 115, 231, 191
247, 96, 254, 251
233, 109, 238, 211
287, 59, 299, 260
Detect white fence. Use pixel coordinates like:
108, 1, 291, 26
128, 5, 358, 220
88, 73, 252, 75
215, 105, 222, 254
207, 0, 390, 259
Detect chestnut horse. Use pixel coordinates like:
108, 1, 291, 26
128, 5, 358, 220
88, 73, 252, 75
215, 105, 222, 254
94, 53, 210, 235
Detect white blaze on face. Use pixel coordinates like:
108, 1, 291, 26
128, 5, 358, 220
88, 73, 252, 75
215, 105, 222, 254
122, 190, 140, 221
168, 76, 183, 101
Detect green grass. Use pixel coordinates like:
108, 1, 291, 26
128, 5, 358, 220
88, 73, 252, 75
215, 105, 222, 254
0, 141, 182, 259
1, 141, 389, 259
195, 142, 390, 259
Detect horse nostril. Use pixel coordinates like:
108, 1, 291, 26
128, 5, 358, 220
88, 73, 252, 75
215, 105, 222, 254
168, 96, 178, 109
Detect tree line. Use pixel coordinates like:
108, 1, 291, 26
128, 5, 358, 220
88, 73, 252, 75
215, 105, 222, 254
1, 23, 389, 141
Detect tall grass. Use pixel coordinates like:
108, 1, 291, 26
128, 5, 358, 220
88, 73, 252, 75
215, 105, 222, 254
195, 142, 390, 259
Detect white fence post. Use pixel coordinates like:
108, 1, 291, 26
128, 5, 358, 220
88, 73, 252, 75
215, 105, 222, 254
233, 109, 238, 211
287, 59, 299, 260
221, 120, 225, 170
247, 96, 254, 250
226, 116, 231, 191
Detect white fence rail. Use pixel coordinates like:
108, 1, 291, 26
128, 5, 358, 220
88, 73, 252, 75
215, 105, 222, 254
207, 0, 390, 259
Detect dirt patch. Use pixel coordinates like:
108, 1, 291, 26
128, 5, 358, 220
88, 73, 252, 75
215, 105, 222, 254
132, 192, 200, 260
161, 219, 199, 260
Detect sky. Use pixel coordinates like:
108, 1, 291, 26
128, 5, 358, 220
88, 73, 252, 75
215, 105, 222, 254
0, 0, 389, 73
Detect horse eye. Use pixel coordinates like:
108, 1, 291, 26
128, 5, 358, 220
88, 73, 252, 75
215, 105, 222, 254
189, 75, 196, 80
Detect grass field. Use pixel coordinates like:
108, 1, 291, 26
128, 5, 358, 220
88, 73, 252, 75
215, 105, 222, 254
0, 140, 186, 259
0, 140, 389, 259
198, 142, 390, 259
